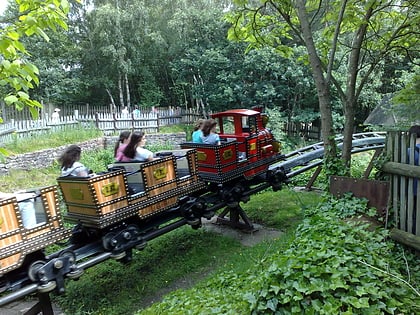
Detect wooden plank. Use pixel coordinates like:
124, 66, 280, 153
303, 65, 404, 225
329, 176, 390, 218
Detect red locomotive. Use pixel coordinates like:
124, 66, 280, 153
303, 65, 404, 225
181, 108, 283, 184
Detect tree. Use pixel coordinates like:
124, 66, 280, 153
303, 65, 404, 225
392, 64, 420, 123
0, 0, 72, 120
227, 0, 419, 171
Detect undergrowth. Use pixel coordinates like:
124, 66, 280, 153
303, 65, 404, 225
138, 196, 420, 315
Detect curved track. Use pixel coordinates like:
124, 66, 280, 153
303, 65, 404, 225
271, 131, 386, 178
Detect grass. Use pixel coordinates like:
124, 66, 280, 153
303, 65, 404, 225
54, 188, 321, 315
55, 228, 243, 314
242, 187, 320, 229
0, 168, 58, 191
2, 123, 103, 155
1, 123, 187, 156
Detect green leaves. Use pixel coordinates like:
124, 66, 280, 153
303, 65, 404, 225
0, 0, 71, 113
138, 192, 419, 315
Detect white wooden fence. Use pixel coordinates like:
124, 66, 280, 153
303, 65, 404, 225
0, 108, 202, 144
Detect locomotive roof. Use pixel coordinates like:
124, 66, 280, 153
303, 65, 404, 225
211, 109, 260, 118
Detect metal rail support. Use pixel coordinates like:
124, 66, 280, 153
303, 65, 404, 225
24, 292, 54, 315
216, 204, 257, 232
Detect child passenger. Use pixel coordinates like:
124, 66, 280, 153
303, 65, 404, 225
200, 119, 221, 145
58, 145, 90, 177
120, 131, 154, 162
114, 131, 131, 161
192, 119, 204, 143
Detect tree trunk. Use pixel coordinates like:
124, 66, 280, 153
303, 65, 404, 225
294, 0, 336, 159
118, 74, 124, 108
342, 6, 374, 171
106, 88, 116, 110
125, 73, 131, 110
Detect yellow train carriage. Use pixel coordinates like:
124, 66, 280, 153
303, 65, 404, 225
0, 186, 70, 276
58, 170, 130, 228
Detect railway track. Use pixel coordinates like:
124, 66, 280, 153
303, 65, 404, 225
0, 131, 386, 314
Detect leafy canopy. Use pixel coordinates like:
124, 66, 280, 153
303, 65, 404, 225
0, 0, 72, 120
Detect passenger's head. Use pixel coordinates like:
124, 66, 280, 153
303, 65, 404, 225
409, 125, 420, 139
118, 131, 131, 143
59, 145, 82, 169
202, 119, 217, 137
123, 131, 146, 158
114, 131, 131, 157
194, 119, 205, 131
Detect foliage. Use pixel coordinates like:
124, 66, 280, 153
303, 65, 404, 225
392, 63, 420, 123
226, 0, 419, 171
247, 198, 419, 314
139, 196, 420, 315
0, 0, 73, 120
80, 147, 114, 173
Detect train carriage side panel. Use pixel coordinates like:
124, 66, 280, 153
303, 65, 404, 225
108, 157, 182, 220
1, 186, 70, 276
180, 142, 238, 181
142, 156, 178, 198
108, 162, 145, 194
155, 149, 206, 195
0, 198, 24, 275
58, 170, 129, 217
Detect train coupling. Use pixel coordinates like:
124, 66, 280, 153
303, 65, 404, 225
102, 225, 146, 259
179, 196, 207, 226
266, 167, 289, 191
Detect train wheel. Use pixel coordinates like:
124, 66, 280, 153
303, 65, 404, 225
28, 260, 46, 282
103, 232, 126, 259
28, 260, 57, 293
102, 232, 117, 251
37, 281, 57, 293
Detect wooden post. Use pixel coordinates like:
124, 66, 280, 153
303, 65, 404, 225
390, 228, 420, 251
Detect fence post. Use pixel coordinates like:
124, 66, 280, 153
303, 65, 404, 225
113, 112, 117, 132
95, 112, 99, 129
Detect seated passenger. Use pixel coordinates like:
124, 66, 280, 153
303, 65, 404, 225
0, 191, 37, 228
114, 130, 131, 161
59, 145, 90, 177
200, 118, 221, 145
192, 119, 204, 143
120, 131, 154, 162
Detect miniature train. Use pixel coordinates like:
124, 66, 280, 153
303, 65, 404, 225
0, 108, 286, 301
